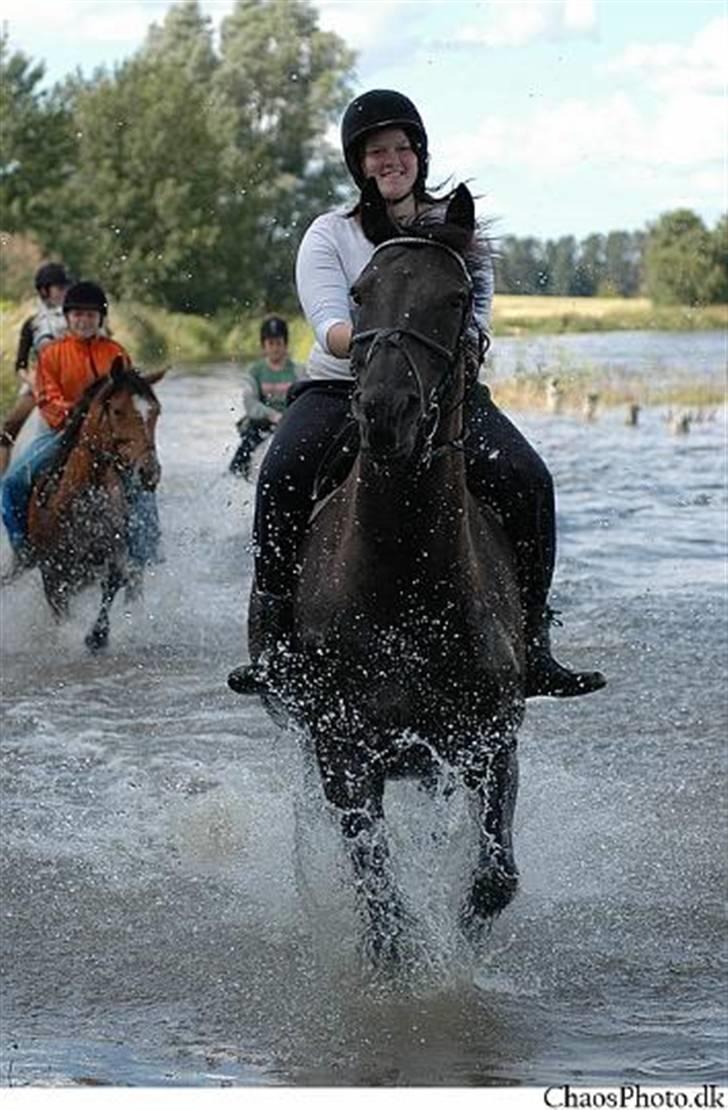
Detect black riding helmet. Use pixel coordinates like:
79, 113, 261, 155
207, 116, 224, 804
35, 262, 71, 292
63, 281, 108, 318
341, 89, 429, 192
260, 315, 288, 344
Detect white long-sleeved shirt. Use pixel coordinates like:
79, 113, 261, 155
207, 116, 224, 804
295, 204, 493, 381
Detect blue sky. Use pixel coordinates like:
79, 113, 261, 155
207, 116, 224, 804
4, 0, 726, 240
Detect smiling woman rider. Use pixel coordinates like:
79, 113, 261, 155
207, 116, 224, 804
228, 88, 606, 701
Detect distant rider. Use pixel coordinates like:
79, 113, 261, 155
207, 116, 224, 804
1, 281, 161, 576
0, 262, 72, 476
229, 316, 304, 480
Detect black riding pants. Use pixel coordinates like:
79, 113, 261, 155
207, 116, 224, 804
253, 379, 556, 614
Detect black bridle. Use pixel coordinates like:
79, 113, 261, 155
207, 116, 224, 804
349, 237, 485, 466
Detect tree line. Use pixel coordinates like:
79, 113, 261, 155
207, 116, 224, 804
1, 0, 726, 314
495, 212, 727, 304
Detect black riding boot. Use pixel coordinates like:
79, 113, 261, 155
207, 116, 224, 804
227, 591, 292, 695
525, 607, 606, 698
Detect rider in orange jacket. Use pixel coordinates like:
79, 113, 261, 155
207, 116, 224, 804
36, 330, 131, 430
1, 281, 161, 574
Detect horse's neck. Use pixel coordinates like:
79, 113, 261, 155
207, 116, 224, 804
55, 432, 115, 503
350, 451, 469, 568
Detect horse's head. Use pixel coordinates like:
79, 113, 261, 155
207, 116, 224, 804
350, 180, 476, 465
82, 358, 162, 489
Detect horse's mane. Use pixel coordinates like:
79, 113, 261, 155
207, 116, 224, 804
36, 367, 156, 499
408, 206, 493, 272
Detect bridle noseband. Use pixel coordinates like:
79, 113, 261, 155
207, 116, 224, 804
350, 237, 482, 466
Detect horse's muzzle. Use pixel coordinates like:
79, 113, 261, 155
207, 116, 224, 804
138, 455, 161, 490
355, 386, 421, 463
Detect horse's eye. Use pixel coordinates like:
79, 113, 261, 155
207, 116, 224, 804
351, 288, 362, 306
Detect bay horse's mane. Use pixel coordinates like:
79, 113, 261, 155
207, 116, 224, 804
38, 362, 157, 496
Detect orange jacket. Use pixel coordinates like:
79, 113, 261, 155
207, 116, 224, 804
35, 334, 131, 430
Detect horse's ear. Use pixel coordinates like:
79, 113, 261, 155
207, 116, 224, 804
141, 366, 168, 387
446, 184, 475, 233
110, 356, 126, 383
360, 176, 401, 245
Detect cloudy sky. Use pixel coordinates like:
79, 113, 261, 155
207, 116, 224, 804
4, 0, 726, 240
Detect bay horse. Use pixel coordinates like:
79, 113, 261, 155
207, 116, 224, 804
27, 359, 161, 651
250, 182, 525, 963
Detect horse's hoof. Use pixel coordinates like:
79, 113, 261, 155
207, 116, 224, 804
85, 630, 109, 652
460, 867, 519, 941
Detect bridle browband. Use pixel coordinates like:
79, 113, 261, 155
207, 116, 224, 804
349, 237, 482, 466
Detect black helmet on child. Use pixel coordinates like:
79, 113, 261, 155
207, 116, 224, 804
34, 262, 71, 291
341, 89, 429, 191
63, 281, 108, 318
260, 315, 288, 344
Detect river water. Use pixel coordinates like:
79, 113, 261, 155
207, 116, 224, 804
1, 332, 726, 1089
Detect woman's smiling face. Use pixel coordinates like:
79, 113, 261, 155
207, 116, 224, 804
361, 126, 419, 203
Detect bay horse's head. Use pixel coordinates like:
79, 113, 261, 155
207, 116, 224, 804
350, 180, 477, 465
79, 358, 162, 489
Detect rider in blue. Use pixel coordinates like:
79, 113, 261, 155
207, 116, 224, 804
229, 90, 606, 701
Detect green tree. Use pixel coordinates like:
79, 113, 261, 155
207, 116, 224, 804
494, 235, 548, 294
644, 209, 723, 306
0, 35, 76, 244
574, 233, 605, 296
214, 0, 355, 311
602, 230, 644, 297
143, 0, 217, 80
60, 41, 227, 311
545, 236, 577, 296
708, 213, 728, 303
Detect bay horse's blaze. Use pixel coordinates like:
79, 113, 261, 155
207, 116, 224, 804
249, 182, 525, 964
27, 358, 161, 651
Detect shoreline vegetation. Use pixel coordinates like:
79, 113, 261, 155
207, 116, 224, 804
1, 295, 725, 418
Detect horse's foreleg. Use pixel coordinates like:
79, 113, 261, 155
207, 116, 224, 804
85, 564, 124, 652
40, 565, 70, 622
123, 560, 144, 605
460, 740, 519, 939
315, 733, 409, 966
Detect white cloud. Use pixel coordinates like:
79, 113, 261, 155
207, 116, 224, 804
4, 0, 177, 43
452, 0, 597, 48
604, 16, 728, 96
316, 0, 410, 50
437, 89, 725, 179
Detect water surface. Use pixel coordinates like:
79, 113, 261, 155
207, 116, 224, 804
1, 351, 726, 1088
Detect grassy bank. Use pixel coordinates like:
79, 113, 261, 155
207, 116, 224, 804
2, 295, 725, 418
491, 295, 727, 336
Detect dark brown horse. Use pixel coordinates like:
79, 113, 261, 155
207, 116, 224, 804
27, 359, 161, 651
250, 183, 524, 962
